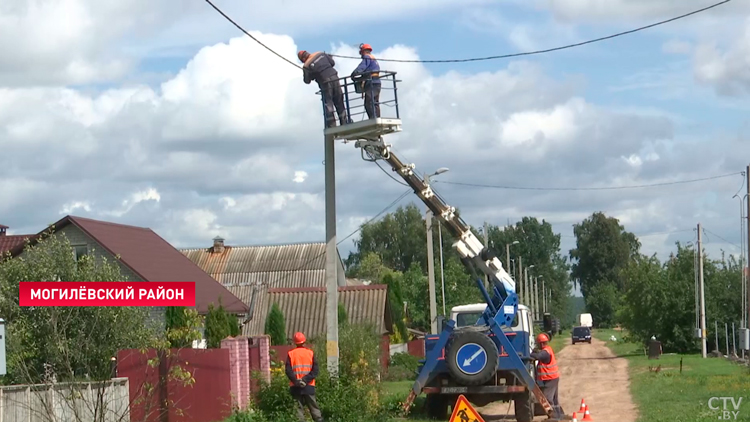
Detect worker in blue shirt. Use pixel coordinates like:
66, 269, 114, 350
351, 43, 381, 120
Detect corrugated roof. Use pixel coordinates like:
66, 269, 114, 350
8, 216, 248, 315
0, 234, 38, 256
247, 285, 392, 340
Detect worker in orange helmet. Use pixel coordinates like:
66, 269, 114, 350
285, 331, 324, 422
350, 43, 381, 120
297, 50, 348, 128
530, 332, 568, 418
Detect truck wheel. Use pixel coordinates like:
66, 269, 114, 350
513, 391, 533, 422
426, 394, 450, 420
445, 330, 498, 386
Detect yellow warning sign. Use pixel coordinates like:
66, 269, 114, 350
449, 394, 486, 422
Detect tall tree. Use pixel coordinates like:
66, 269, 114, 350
569, 212, 640, 326
0, 230, 159, 385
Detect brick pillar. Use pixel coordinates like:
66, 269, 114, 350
222, 337, 248, 410
258, 335, 271, 384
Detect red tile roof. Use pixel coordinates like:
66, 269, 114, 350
1, 234, 38, 256
8, 215, 248, 315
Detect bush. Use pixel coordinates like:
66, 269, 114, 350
227, 324, 402, 422
265, 303, 287, 346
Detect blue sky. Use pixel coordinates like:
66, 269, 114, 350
2, 0, 750, 299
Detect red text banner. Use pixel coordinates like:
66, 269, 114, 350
18, 282, 196, 307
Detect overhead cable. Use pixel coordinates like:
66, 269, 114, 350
205, 0, 731, 67
330, 0, 732, 63
435, 172, 742, 191
204, 0, 302, 69
244, 188, 412, 288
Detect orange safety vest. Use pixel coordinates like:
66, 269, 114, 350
536, 345, 559, 381
288, 347, 316, 387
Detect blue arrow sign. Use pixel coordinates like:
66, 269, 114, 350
455, 343, 487, 375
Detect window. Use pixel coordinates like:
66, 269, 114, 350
72, 245, 89, 261
456, 312, 483, 327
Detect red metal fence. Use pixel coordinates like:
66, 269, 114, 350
117, 348, 232, 422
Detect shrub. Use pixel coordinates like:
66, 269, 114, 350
228, 324, 401, 422
265, 303, 287, 346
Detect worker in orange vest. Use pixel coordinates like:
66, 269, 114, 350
285, 332, 324, 422
531, 332, 566, 417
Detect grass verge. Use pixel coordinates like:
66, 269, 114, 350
593, 328, 750, 422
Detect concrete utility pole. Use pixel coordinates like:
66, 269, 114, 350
506, 241, 519, 283
426, 209, 437, 334
518, 256, 523, 303
542, 279, 546, 313
425, 168, 448, 334
534, 276, 540, 320
525, 265, 534, 308
483, 222, 490, 290
698, 223, 707, 358
438, 222, 446, 316
746, 165, 750, 331
324, 134, 339, 373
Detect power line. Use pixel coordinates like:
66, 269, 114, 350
435, 172, 742, 191
204, 0, 731, 69
204, 0, 302, 69
329, 0, 732, 63
703, 227, 742, 250
239, 188, 412, 288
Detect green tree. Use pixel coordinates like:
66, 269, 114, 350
205, 300, 234, 348
227, 313, 241, 337
0, 229, 203, 422
569, 212, 640, 326
345, 203, 428, 274
0, 230, 158, 385
265, 302, 287, 345
485, 217, 572, 321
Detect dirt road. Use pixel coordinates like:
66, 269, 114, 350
478, 336, 638, 421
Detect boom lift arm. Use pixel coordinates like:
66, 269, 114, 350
355, 139, 563, 420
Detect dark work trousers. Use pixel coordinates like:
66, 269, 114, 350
541, 377, 564, 415
320, 78, 347, 128
294, 392, 324, 422
364, 82, 381, 119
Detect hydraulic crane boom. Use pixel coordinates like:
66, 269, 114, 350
356, 139, 517, 301
355, 138, 565, 421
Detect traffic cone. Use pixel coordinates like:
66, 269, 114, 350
571, 412, 578, 422
578, 399, 586, 413
582, 407, 594, 421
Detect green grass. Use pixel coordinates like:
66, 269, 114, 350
593, 328, 750, 422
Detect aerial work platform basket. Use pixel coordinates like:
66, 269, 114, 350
316, 71, 402, 141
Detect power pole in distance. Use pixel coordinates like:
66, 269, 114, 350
698, 223, 707, 358
424, 168, 448, 334
324, 133, 339, 374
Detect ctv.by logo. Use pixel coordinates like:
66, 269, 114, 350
709, 397, 744, 420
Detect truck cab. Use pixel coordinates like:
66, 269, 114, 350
449, 303, 535, 352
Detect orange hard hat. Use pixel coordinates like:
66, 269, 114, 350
293, 332, 306, 344
359, 43, 372, 52
297, 50, 308, 62
536, 333, 550, 343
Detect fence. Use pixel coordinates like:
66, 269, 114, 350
117, 348, 232, 422
0, 378, 129, 422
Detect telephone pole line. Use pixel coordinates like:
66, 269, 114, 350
426, 209, 437, 334
698, 223, 707, 358
746, 165, 750, 331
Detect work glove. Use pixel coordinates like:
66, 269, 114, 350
298, 381, 307, 388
